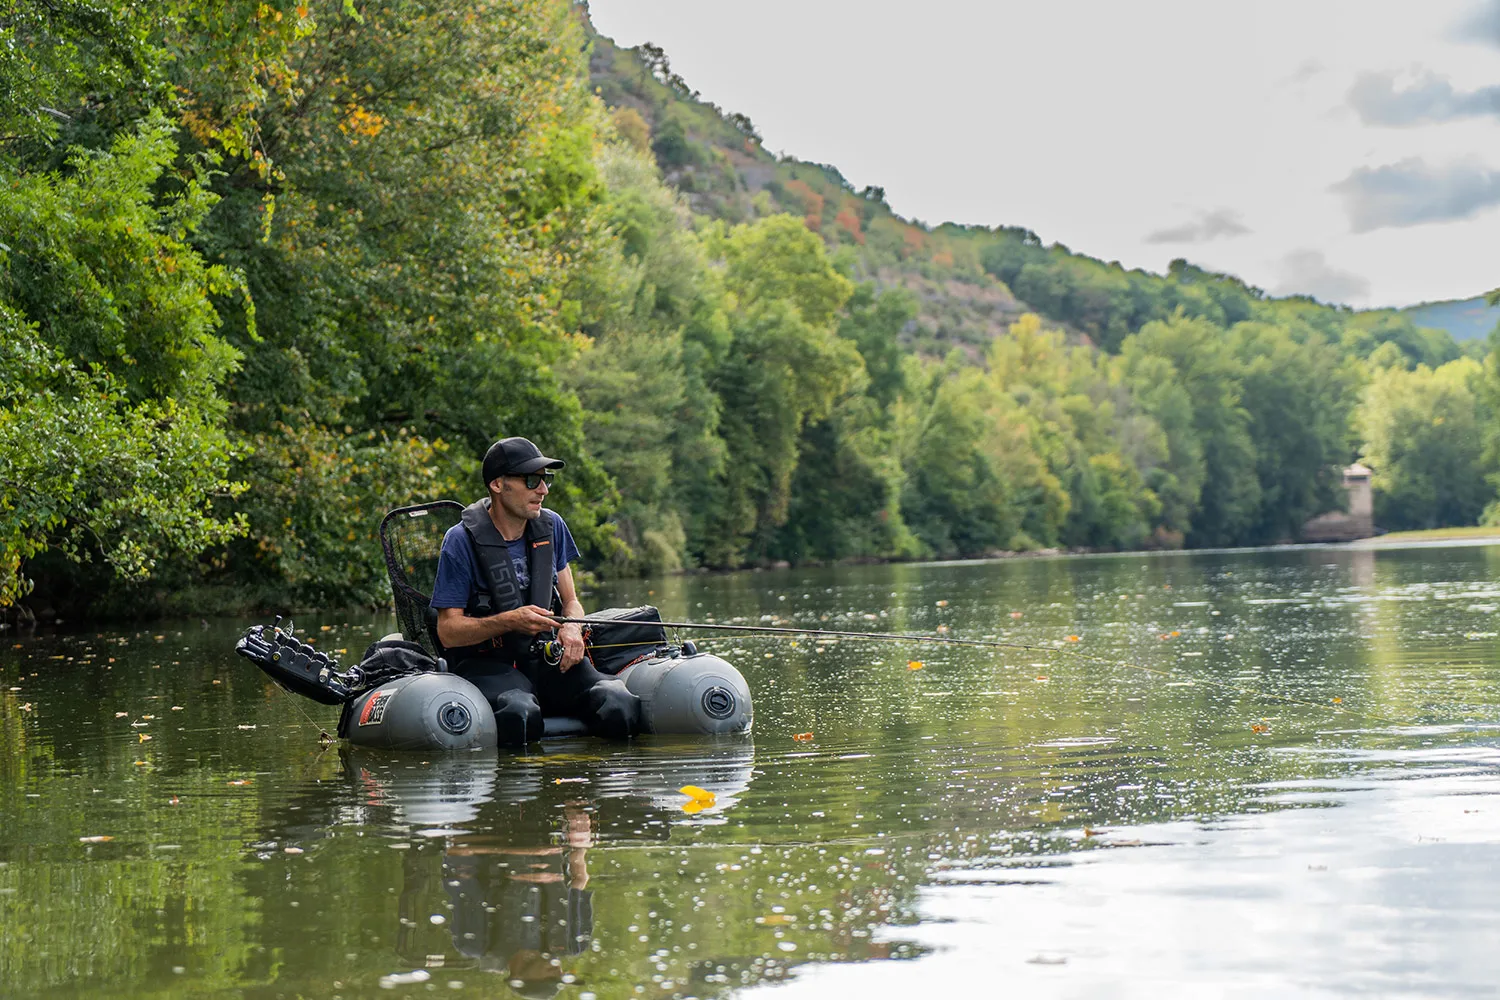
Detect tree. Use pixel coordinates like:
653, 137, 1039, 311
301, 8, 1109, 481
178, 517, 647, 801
0, 119, 245, 604
1359, 358, 1492, 530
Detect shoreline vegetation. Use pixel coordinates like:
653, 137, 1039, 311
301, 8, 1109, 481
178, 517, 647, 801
4, 2, 1500, 624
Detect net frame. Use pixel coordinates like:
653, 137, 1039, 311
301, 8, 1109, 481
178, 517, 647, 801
378, 500, 465, 657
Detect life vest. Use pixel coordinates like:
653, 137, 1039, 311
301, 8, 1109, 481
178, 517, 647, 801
446, 499, 557, 662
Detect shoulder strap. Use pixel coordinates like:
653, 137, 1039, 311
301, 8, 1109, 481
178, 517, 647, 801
526, 509, 558, 610
460, 498, 525, 612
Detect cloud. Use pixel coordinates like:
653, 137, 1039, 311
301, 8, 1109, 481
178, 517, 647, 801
1349, 69, 1500, 126
1273, 250, 1370, 305
1450, 1, 1500, 46
1144, 208, 1251, 244
1331, 158, 1500, 231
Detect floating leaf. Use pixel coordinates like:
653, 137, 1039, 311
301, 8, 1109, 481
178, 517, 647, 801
1065, 635, 1081, 642
907, 660, 924, 671
758, 913, 797, 925
114, 712, 128, 718
284, 846, 304, 854
1009, 611, 1024, 619
138, 733, 152, 742
1250, 723, 1270, 734
553, 777, 588, 784
227, 779, 252, 786
79, 835, 113, 844
679, 785, 717, 814
1331, 697, 1343, 705
792, 732, 814, 742
168, 796, 180, 806
935, 600, 949, 608
1035, 675, 1049, 682
170, 706, 184, 711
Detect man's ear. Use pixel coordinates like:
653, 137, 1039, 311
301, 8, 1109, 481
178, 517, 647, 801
487, 477, 506, 496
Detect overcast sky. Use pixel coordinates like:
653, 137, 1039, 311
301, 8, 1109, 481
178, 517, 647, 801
588, 0, 1500, 308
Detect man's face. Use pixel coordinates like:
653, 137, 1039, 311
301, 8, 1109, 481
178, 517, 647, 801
494, 472, 549, 521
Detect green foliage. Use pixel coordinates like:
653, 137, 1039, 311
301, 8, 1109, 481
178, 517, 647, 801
0, 119, 245, 605
1122, 316, 1260, 547
200, 0, 623, 598
1360, 358, 1493, 530
233, 422, 450, 605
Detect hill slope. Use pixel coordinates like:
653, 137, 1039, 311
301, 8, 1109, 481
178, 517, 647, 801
586, 19, 1471, 366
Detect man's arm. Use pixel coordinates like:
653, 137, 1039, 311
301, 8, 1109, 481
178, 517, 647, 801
555, 564, 587, 671
435, 604, 556, 650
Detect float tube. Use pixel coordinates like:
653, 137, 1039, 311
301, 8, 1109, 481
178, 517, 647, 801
234, 616, 753, 751
233, 499, 754, 751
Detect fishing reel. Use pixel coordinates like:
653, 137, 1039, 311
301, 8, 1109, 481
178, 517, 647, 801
530, 633, 565, 667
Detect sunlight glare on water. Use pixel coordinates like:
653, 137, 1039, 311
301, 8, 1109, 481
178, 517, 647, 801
4, 543, 1500, 997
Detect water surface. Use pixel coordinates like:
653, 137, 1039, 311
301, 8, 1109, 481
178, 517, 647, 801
5, 543, 1500, 997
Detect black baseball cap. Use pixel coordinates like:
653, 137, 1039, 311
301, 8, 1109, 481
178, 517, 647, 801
482, 437, 565, 486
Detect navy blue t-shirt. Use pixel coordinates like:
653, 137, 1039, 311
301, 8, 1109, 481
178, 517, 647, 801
430, 511, 581, 611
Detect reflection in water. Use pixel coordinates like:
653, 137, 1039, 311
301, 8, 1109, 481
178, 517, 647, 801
342, 743, 757, 996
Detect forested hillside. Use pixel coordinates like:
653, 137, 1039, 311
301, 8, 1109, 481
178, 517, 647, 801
3, 2, 1498, 620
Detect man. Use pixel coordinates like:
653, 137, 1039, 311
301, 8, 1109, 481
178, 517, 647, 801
429, 436, 640, 744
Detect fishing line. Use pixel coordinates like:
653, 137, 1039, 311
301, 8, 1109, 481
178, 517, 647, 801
555, 615, 1413, 728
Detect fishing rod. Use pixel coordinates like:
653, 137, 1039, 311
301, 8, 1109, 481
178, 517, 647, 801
551, 615, 1049, 652
552, 614, 1415, 727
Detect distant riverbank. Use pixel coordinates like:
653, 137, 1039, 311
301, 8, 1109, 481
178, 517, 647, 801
1349, 526, 1500, 548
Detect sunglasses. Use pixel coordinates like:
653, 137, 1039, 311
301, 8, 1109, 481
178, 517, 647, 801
516, 471, 556, 490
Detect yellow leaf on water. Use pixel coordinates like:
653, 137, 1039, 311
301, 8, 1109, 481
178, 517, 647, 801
935, 600, 949, 607
679, 786, 716, 813
792, 732, 814, 742
79, 836, 113, 843
908, 660, 924, 671
138, 733, 152, 742
1332, 697, 1343, 704
1065, 635, 1081, 642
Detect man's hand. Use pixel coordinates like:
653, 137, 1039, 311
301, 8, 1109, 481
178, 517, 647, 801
500, 605, 558, 636
558, 622, 585, 672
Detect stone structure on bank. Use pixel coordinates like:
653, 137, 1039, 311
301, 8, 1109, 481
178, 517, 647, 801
1301, 463, 1375, 542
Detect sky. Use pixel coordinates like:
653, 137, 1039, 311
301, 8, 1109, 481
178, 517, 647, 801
587, 0, 1500, 309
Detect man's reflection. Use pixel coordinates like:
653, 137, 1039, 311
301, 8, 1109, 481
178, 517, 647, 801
441, 802, 594, 997
373, 741, 755, 997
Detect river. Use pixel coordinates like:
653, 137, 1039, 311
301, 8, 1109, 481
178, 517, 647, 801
4, 541, 1500, 997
